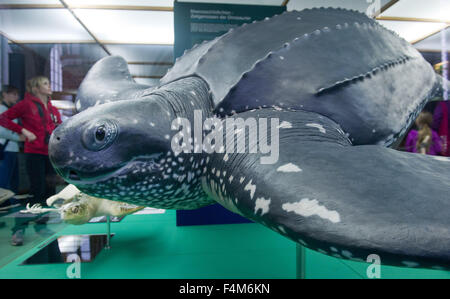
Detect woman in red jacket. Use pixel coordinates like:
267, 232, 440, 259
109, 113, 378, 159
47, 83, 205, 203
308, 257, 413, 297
0, 76, 61, 245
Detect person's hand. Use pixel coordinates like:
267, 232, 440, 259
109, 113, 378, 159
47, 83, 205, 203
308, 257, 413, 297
21, 128, 36, 142
18, 134, 26, 142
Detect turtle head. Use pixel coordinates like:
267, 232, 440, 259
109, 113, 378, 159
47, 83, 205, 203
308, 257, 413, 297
61, 201, 93, 225
49, 93, 211, 209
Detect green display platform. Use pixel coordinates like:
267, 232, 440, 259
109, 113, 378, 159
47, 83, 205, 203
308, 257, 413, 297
0, 210, 449, 279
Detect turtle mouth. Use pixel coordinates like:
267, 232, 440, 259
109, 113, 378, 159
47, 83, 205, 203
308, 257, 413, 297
60, 154, 163, 185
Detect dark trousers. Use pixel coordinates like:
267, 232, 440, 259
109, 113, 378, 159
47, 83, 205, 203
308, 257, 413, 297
11, 153, 55, 234
25, 153, 56, 206
0, 151, 19, 193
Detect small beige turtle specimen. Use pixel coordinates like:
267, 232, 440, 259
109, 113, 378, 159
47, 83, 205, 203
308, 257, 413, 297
22, 184, 144, 225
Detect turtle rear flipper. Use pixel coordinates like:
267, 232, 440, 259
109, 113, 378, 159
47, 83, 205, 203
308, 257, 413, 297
104, 200, 145, 217
203, 108, 450, 270
430, 74, 449, 101
76, 56, 152, 112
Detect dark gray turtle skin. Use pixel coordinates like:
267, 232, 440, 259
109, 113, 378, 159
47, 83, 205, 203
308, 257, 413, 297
49, 8, 450, 271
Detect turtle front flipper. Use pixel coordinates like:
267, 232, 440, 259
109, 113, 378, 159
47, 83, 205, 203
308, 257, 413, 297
202, 108, 450, 271
75, 56, 152, 112
46, 184, 81, 207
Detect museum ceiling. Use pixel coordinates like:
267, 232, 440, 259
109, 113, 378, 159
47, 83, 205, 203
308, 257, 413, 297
0, 0, 448, 86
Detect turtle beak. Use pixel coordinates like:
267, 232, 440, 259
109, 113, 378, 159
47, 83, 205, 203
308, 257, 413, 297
49, 128, 84, 181
49, 126, 122, 184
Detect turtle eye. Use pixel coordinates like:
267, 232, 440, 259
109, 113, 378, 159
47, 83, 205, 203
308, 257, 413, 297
95, 126, 106, 141
82, 119, 118, 151
71, 206, 79, 214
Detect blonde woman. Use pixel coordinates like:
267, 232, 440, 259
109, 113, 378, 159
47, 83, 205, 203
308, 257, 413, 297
0, 76, 61, 245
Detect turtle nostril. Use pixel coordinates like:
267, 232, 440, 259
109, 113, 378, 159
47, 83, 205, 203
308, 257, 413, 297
69, 170, 81, 181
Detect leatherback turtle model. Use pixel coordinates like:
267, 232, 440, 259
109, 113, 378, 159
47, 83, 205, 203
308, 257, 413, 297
48, 8, 450, 270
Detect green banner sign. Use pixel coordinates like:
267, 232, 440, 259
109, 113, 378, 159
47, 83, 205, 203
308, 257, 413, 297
174, 1, 286, 60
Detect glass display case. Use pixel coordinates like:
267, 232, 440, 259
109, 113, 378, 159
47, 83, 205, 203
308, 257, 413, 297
0, 0, 449, 280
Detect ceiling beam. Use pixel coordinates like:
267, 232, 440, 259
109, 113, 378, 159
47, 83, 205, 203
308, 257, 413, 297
101, 41, 174, 46
6, 40, 96, 44
5, 40, 174, 45
59, 0, 110, 56
417, 49, 450, 53
374, 0, 399, 18
0, 4, 63, 9
412, 24, 449, 45
67, 5, 172, 11
0, 30, 19, 44
376, 16, 450, 24
0, 4, 172, 11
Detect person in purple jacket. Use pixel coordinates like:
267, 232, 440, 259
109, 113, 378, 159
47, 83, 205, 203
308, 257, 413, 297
405, 111, 442, 155
431, 101, 450, 156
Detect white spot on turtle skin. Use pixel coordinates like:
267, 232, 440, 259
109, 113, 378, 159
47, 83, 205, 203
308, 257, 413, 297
317, 249, 327, 255
133, 119, 138, 124
341, 250, 353, 258
177, 174, 186, 183
69, 151, 74, 157
282, 198, 341, 223
277, 163, 302, 173
164, 135, 170, 140
306, 123, 326, 133
190, 90, 196, 96
330, 247, 338, 252
402, 261, 419, 268
277, 226, 286, 234
150, 122, 155, 127
239, 177, 245, 184
229, 175, 234, 183
76, 101, 81, 110
277, 121, 292, 129
244, 179, 256, 199
254, 197, 271, 216
433, 156, 450, 162
223, 154, 229, 162
298, 239, 307, 247
279, 56, 284, 60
